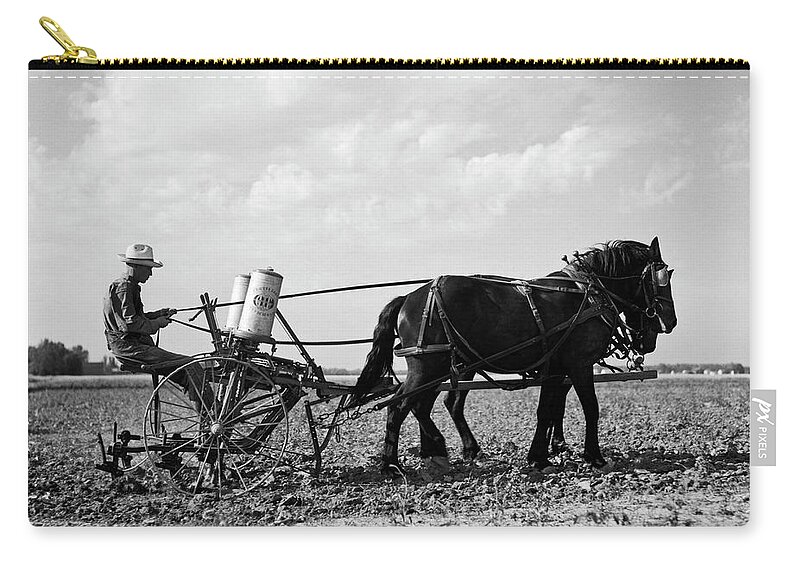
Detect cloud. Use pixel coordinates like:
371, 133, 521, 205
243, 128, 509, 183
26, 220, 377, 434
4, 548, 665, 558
618, 162, 693, 212
417, 122, 492, 158
30, 77, 615, 240
453, 125, 613, 215
249, 164, 314, 209
28, 76, 708, 250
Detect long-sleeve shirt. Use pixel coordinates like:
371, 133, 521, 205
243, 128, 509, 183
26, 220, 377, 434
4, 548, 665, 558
103, 275, 162, 342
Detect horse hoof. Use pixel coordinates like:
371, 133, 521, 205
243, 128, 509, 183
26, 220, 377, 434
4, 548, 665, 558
531, 459, 556, 473
381, 463, 405, 480
583, 455, 613, 472
462, 447, 482, 462
423, 456, 451, 473
594, 458, 615, 474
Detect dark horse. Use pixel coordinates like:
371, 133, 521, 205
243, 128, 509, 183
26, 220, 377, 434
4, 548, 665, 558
354, 238, 677, 477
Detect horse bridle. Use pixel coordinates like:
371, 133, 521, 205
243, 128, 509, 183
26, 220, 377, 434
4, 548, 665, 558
569, 253, 672, 333
610, 261, 672, 332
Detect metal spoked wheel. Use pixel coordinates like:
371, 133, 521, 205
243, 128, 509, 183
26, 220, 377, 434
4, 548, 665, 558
142, 356, 289, 498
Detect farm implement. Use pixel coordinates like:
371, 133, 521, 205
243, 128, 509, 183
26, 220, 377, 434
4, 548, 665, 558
96, 269, 661, 499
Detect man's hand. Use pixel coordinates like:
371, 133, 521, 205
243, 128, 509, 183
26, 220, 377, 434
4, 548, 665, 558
155, 316, 171, 328
158, 308, 178, 318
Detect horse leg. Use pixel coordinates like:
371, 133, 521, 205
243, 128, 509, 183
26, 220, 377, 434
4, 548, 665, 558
527, 378, 567, 469
382, 384, 414, 479
411, 391, 450, 471
381, 360, 445, 478
549, 382, 572, 456
569, 366, 606, 468
443, 379, 481, 461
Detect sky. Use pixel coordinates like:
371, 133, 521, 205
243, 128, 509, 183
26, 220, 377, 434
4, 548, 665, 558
28, 69, 749, 369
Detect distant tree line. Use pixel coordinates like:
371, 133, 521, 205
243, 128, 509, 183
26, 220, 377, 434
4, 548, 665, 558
27, 338, 749, 378
28, 339, 90, 376
322, 367, 363, 376
648, 362, 749, 374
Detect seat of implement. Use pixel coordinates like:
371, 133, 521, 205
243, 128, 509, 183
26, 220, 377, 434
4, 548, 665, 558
115, 356, 193, 374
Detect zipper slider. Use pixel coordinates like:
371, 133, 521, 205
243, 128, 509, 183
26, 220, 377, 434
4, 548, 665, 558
39, 16, 98, 65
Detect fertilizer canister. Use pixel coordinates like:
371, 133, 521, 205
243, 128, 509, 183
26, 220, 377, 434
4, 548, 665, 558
235, 267, 283, 343
224, 273, 251, 330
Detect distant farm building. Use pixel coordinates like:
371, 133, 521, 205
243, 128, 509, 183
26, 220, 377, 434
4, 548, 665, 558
82, 356, 118, 375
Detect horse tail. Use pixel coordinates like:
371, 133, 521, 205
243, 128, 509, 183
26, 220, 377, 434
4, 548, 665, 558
354, 296, 406, 397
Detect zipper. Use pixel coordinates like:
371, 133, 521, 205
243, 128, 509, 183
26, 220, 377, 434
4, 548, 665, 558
31, 16, 749, 70
38, 17, 99, 65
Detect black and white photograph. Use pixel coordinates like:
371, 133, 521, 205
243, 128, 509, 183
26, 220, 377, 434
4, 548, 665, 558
13, 1, 797, 565
28, 54, 749, 526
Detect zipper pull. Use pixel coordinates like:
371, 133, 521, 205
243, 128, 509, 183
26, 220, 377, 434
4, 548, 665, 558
39, 16, 98, 65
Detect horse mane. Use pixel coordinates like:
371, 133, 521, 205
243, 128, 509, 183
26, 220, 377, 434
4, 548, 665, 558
572, 240, 652, 276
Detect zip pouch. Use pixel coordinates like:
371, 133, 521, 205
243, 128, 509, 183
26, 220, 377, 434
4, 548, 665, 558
28, 17, 750, 527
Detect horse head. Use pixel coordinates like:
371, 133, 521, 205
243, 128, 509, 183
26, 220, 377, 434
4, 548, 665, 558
618, 237, 677, 353
639, 236, 677, 335
573, 237, 677, 350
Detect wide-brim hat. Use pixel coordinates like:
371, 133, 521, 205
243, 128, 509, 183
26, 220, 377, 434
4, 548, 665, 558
117, 243, 163, 267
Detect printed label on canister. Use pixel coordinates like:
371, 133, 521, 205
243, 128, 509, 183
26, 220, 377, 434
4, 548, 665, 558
224, 273, 251, 330
235, 268, 283, 342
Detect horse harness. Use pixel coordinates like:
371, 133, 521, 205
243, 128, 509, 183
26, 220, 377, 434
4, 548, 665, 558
394, 273, 625, 389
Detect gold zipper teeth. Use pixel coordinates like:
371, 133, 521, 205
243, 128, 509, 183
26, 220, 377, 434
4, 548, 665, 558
37, 21, 747, 69
91, 57, 748, 68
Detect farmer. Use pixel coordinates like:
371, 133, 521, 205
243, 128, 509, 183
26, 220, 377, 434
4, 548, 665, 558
104, 244, 209, 408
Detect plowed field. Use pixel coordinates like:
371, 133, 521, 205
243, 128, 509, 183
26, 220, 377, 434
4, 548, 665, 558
28, 374, 749, 526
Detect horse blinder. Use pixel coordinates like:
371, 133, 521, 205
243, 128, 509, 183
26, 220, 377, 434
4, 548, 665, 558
636, 263, 672, 332
654, 266, 670, 287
